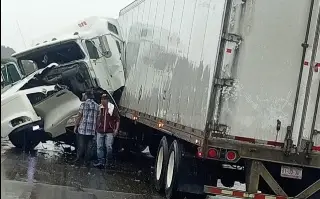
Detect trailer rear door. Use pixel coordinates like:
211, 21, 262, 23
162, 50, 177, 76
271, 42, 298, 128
213, 0, 320, 148
303, 34, 320, 152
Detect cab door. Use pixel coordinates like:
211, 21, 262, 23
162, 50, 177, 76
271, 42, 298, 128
84, 35, 125, 93
1, 62, 23, 87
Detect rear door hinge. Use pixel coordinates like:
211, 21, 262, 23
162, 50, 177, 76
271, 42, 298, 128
213, 123, 229, 135
214, 78, 234, 87
284, 126, 294, 155
222, 33, 242, 44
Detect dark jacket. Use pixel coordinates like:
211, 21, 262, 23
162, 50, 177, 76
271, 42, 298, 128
97, 104, 120, 133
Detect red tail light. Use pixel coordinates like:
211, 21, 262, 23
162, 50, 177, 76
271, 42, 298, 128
197, 147, 203, 158
226, 151, 237, 161
208, 148, 218, 158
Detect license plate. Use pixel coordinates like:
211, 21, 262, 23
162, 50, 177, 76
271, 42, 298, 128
280, 166, 303, 179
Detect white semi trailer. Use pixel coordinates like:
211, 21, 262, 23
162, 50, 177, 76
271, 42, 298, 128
117, 0, 320, 198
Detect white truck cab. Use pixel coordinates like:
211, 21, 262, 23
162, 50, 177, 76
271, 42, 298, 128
1, 16, 124, 149
12, 16, 125, 94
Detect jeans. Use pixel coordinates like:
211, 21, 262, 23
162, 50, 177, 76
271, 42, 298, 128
96, 133, 114, 165
76, 134, 94, 162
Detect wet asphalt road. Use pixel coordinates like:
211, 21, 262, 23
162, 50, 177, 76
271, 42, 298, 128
1, 138, 164, 199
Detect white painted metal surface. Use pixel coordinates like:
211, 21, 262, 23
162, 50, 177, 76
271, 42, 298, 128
119, 0, 227, 131
218, 0, 320, 145
119, 0, 320, 147
29, 16, 121, 48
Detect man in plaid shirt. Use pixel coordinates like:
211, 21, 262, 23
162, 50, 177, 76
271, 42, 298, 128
73, 90, 100, 165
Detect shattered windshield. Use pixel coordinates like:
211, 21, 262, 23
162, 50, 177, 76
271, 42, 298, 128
17, 41, 85, 72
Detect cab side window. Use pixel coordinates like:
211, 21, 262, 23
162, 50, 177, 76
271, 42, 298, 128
6, 64, 21, 83
115, 40, 122, 54
85, 40, 99, 59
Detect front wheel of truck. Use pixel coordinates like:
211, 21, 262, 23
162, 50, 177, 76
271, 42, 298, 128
9, 131, 41, 150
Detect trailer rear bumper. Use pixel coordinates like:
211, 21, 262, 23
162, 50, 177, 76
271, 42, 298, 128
204, 185, 290, 199
203, 159, 320, 199
206, 138, 320, 168
204, 179, 320, 199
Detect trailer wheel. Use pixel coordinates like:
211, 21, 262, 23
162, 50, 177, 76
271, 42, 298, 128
165, 140, 184, 199
154, 136, 169, 192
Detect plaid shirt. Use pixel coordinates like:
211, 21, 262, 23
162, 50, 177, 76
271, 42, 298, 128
78, 99, 100, 135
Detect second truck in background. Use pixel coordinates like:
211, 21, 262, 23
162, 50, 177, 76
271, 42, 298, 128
117, 0, 320, 198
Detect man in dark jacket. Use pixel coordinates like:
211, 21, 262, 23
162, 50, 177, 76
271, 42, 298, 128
94, 94, 120, 168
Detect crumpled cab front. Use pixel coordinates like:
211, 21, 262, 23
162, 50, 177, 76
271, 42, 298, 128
1, 85, 80, 139
33, 89, 81, 137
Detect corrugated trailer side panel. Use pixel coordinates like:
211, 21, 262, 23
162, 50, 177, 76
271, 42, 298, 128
119, 0, 227, 131
216, 0, 320, 144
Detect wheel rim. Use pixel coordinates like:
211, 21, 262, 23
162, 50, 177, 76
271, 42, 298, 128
166, 150, 175, 188
156, 146, 164, 180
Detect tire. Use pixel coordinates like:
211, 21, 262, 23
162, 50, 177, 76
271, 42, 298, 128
9, 131, 41, 150
154, 136, 169, 192
165, 140, 184, 199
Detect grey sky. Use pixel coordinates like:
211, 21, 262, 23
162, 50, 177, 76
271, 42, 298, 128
1, 0, 133, 52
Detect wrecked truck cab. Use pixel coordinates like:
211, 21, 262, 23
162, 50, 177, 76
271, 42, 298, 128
0, 62, 95, 149
2, 17, 125, 149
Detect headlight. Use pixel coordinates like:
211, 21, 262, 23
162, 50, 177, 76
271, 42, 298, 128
10, 116, 31, 127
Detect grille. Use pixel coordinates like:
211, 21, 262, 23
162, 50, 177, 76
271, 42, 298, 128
27, 90, 56, 105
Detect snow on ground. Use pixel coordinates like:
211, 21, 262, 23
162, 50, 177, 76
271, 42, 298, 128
2, 140, 244, 199
208, 180, 245, 199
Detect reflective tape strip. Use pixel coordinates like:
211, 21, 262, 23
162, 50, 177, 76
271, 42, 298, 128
225, 135, 284, 148
204, 186, 289, 199
312, 146, 320, 151
315, 63, 320, 72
